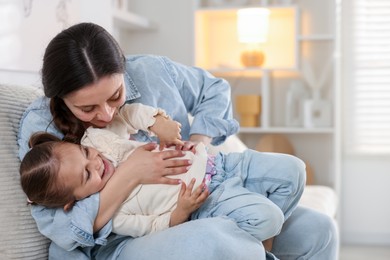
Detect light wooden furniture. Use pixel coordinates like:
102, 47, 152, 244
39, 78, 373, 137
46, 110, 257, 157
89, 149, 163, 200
194, 0, 341, 210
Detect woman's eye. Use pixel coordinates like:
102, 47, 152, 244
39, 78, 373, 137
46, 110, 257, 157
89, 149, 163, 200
81, 106, 94, 113
110, 92, 121, 101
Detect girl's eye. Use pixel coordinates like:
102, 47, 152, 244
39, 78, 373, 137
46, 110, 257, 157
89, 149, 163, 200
83, 147, 91, 181
86, 169, 91, 181
83, 146, 89, 157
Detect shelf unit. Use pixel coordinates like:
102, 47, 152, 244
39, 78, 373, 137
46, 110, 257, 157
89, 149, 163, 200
78, 0, 157, 49
112, 7, 157, 31
111, 0, 157, 31
194, 0, 339, 190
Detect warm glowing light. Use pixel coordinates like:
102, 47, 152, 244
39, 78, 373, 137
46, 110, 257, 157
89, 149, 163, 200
237, 8, 270, 67
237, 8, 270, 43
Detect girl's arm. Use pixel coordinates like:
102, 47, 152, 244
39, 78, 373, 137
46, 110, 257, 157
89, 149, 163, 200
110, 103, 184, 149
112, 211, 173, 237
111, 178, 209, 238
94, 143, 191, 232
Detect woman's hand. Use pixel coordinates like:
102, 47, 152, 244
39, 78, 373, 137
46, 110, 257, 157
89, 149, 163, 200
170, 178, 209, 227
95, 142, 191, 232
119, 142, 191, 185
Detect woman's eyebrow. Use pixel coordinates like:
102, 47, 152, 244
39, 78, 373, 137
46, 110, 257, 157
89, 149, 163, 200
75, 104, 94, 109
110, 85, 122, 98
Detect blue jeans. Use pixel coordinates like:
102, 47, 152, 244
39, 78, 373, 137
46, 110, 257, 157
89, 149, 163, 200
191, 150, 306, 242
115, 152, 338, 260
272, 206, 339, 260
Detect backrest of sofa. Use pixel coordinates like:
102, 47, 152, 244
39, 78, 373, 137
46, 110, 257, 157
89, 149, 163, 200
0, 84, 49, 259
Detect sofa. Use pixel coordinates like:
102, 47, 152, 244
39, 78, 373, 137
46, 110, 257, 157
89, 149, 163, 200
0, 84, 338, 259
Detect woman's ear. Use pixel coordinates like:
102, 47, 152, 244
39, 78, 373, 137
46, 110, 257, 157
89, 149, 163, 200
63, 201, 75, 211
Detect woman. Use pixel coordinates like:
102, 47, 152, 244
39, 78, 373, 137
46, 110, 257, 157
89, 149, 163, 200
18, 22, 338, 259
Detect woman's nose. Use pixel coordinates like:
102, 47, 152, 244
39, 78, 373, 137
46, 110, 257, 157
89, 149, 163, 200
97, 103, 115, 122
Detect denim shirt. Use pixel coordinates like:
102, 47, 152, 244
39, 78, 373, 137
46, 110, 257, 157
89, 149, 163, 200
17, 55, 239, 259
122, 55, 239, 145
18, 55, 239, 159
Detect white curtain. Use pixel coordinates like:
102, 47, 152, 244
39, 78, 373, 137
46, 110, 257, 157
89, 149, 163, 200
345, 0, 390, 154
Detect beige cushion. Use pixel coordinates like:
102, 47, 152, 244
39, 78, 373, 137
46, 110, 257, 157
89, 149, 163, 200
207, 134, 247, 155
0, 84, 49, 259
299, 185, 338, 218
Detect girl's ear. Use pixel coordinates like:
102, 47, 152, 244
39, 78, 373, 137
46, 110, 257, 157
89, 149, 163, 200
63, 201, 75, 211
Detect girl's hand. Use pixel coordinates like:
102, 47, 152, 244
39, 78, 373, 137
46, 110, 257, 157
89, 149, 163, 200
169, 178, 209, 227
149, 115, 184, 150
117, 142, 191, 185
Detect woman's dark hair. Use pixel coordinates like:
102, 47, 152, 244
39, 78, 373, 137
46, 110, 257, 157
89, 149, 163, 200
20, 132, 75, 208
42, 22, 126, 143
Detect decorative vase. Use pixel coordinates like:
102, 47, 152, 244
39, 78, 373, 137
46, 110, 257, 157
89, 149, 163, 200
235, 95, 262, 127
285, 80, 309, 127
303, 98, 332, 128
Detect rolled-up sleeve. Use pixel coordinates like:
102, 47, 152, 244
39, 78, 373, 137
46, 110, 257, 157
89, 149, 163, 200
162, 57, 239, 145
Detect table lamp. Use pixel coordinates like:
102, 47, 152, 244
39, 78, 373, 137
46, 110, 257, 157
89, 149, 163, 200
237, 8, 270, 67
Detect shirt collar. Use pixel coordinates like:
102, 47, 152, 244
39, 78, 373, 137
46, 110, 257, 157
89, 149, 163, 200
124, 70, 141, 101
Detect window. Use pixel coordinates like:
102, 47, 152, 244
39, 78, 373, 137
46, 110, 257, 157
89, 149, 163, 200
346, 0, 390, 154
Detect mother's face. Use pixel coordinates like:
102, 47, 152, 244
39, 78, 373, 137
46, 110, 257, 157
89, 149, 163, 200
63, 73, 126, 128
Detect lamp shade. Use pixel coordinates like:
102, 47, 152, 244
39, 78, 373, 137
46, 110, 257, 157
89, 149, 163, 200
237, 8, 270, 43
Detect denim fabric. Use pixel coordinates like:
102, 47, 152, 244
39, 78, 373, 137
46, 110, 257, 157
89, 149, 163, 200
272, 206, 339, 260
122, 55, 239, 146
17, 55, 240, 259
30, 193, 121, 259
17, 55, 338, 259
117, 217, 266, 260
192, 150, 306, 242
18, 55, 239, 159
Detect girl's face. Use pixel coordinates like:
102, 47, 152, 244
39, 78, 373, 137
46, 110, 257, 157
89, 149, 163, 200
63, 73, 126, 128
57, 143, 115, 201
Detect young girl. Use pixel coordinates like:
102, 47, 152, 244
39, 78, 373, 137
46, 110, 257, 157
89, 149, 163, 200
21, 102, 306, 247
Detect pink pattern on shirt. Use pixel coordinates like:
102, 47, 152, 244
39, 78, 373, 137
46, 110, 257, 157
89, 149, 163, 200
204, 155, 216, 186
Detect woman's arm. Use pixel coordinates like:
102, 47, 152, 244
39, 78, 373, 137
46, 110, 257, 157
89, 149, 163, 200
162, 57, 239, 145
177, 134, 212, 151
124, 55, 239, 146
94, 143, 191, 231
189, 134, 212, 146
